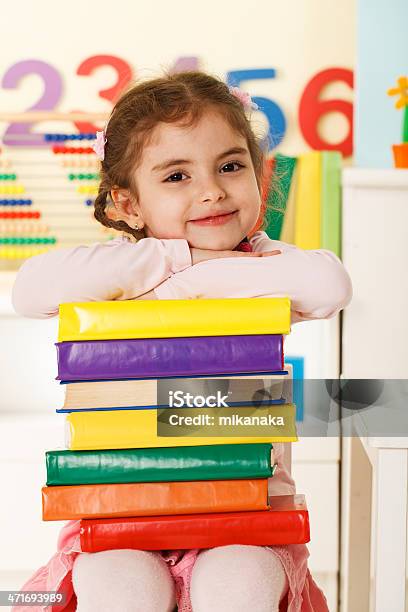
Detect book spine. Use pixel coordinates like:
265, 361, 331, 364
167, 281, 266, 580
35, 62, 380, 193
41, 479, 269, 520
321, 151, 342, 257
45, 444, 273, 486
264, 154, 297, 241
58, 297, 291, 341
56, 334, 284, 381
80, 509, 310, 551
294, 152, 321, 249
66, 404, 298, 450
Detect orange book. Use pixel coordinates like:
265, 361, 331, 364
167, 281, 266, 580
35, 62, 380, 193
42, 478, 269, 520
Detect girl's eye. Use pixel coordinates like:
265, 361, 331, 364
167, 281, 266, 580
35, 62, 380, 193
165, 171, 187, 183
164, 162, 243, 182
221, 161, 244, 173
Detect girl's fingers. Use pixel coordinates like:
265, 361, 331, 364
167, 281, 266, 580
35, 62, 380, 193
210, 249, 282, 260
255, 249, 282, 257
229, 249, 281, 258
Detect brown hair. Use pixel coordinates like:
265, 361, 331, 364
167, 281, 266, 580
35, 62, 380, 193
94, 70, 268, 239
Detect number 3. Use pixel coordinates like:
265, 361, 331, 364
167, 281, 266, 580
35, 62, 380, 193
73, 55, 133, 133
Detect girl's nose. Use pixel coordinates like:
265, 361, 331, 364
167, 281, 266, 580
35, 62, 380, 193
199, 182, 226, 205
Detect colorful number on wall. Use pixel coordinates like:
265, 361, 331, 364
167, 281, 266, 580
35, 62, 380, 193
227, 69, 287, 152
2, 60, 63, 147
0, 57, 354, 156
298, 68, 354, 157
73, 55, 134, 133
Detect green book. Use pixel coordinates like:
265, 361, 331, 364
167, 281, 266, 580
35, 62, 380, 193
321, 151, 342, 257
46, 443, 275, 486
265, 154, 297, 240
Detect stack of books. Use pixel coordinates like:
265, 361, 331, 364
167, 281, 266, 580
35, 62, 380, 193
42, 297, 310, 551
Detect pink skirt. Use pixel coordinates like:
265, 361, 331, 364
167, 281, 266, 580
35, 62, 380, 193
12, 520, 328, 612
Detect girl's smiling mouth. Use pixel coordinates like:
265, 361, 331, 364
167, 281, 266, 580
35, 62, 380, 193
189, 210, 238, 226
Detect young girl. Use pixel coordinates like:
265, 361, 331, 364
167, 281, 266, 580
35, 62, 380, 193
12, 71, 352, 612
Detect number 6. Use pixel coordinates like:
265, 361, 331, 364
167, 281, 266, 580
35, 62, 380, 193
299, 67, 354, 157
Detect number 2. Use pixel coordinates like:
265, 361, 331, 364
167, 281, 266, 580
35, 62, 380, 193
2, 60, 63, 147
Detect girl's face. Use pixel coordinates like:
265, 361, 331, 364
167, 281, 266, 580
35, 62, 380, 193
125, 109, 262, 250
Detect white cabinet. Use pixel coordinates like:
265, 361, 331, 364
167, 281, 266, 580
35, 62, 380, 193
340, 168, 408, 612
341, 169, 408, 379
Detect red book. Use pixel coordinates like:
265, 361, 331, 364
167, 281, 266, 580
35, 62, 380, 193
80, 494, 309, 551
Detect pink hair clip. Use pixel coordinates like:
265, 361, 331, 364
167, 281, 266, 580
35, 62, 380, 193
92, 130, 107, 161
229, 86, 259, 111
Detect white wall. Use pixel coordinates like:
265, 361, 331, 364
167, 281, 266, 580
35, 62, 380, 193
0, 0, 355, 155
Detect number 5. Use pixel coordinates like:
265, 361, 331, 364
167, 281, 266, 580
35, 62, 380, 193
226, 69, 286, 152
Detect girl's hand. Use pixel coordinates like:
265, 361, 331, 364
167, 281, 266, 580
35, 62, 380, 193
190, 248, 281, 265
134, 289, 157, 300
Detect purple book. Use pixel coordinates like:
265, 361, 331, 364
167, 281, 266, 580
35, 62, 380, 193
56, 334, 284, 381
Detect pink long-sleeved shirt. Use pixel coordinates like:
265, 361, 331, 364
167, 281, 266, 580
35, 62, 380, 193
12, 231, 352, 323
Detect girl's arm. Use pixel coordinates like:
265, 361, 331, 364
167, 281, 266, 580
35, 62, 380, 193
12, 237, 191, 318
154, 235, 352, 322
252, 232, 353, 322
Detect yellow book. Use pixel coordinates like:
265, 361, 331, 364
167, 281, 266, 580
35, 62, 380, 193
66, 404, 298, 450
58, 298, 291, 342
294, 152, 321, 249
